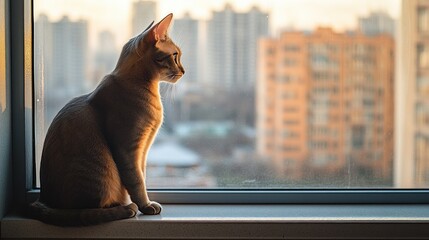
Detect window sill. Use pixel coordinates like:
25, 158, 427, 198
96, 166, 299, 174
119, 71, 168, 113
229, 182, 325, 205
2, 204, 429, 239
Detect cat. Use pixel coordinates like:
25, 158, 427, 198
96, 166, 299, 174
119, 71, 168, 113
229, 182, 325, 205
29, 13, 184, 226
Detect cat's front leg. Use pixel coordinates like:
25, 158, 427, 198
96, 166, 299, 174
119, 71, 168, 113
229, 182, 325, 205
112, 150, 162, 215
121, 165, 162, 215
136, 161, 162, 215
131, 169, 162, 215
138, 132, 163, 215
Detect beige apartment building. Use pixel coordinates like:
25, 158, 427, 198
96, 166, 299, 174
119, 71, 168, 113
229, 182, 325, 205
396, 0, 429, 187
257, 27, 394, 182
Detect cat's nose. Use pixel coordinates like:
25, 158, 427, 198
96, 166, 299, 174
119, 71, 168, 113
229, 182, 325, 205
180, 66, 185, 75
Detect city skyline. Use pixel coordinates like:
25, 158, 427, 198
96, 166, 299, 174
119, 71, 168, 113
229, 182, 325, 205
34, 0, 400, 50
32, 0, 429, 188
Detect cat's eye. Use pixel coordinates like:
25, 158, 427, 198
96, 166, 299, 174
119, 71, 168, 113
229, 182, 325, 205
172, 52, 178, 64
156, 53, 177, 63
156, 55, 169, 63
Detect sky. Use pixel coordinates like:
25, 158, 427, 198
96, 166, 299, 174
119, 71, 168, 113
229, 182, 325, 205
34, 0, 401, 49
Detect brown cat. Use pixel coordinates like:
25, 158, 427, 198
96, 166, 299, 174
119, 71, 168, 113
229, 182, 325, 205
29, 13, 184, 226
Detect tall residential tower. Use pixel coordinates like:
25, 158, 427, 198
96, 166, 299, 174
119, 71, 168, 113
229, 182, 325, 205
35, 15, 88, 127
207, 5, 268, 91
258, 27, 395, 184
131, 0, 157, 37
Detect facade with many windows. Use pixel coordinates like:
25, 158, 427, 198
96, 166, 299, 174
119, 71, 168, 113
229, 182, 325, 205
258, 27, 394, 183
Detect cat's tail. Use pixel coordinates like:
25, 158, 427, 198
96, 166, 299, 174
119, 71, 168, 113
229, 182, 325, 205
28, 200, 138, 226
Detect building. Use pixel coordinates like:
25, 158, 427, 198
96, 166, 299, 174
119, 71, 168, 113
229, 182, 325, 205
358, 11, 396, 37
34, 13, 52, 161
91, 30, 119, 89
51, 16, 88, 96
257, 27, 395, 183
146, 140, 217, 187
256, 32, 309, 179
34, 14, 88, 130
34, 14, 53, 95
396, 0, 429, 187
130, 0, 157, 37
207, 5, 268, 91
170, 13, 200, 85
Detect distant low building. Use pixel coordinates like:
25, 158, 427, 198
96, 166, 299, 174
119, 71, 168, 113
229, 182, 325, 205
146, 141, 217, 188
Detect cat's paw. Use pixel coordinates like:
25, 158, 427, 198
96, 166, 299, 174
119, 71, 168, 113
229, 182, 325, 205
140, 201, 162, 215
126, 203, 139, 217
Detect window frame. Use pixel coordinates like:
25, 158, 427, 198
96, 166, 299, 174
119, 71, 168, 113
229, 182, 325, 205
12, 0, 429, 206
11, 0, 34, 209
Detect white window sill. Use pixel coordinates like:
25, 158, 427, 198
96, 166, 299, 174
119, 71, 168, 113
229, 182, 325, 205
2, 204, 429, 239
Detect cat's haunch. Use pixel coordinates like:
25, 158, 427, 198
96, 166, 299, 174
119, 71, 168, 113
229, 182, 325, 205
29, 13, 184, 226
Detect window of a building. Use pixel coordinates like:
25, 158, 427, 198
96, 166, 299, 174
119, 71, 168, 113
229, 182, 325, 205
418, 7, 429, 33
418, 44, 429, 69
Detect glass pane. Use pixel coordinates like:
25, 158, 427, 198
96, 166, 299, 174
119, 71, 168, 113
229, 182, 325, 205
33, 0, 429, 189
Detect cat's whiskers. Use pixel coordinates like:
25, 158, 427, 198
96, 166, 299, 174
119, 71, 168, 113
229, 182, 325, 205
160, 81, 174, 105
160, 82, 168, 99
161, 79, 174, 105
169, 83, 176, 104
164, 84, 169, 104
167, 82, 173, 105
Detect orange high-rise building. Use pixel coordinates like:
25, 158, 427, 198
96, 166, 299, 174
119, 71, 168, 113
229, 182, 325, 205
257, 27, 394, 182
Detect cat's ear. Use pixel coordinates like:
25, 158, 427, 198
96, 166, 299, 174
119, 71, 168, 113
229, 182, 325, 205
146, 13, 173, 43
142, 21, 155, 34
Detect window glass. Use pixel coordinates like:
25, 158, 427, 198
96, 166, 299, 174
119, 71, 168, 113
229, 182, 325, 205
33, 0, 429, 189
